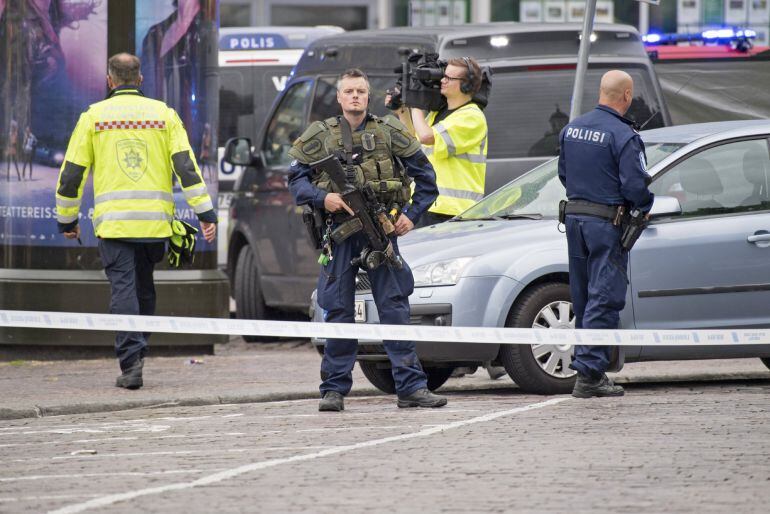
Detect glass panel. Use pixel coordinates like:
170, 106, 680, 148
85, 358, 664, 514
486, 66, 663, 159
263, 81, 313, 167
459, 142, 682, 220
219, 69, 255, 144
220, 4, 252, 27
458, 159, 563, 219
650, 139, 770, 217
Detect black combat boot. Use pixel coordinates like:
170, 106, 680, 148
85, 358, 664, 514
397, 388, 448, 408
116, 358, 144, 390
319, 391, 345, 412
572, 373, 624, 398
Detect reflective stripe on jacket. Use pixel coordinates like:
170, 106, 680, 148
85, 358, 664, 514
424, 102, 487, 216
55, 87, 214, 238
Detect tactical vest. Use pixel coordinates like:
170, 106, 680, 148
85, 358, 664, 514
289, 115, 412, 207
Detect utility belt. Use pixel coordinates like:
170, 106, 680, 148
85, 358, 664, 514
559, 199, 625, 225
302, 206, 398, 250
558, 199, 648, 251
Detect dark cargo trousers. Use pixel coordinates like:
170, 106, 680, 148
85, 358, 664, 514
316, 232, 428, 398
565, 215, 628, 380
98, 239, 165, 369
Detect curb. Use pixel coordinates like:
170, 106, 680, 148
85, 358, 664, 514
0, 381, 515, 421
2, 372, 767, 421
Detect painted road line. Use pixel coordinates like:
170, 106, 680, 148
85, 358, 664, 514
48, 397, 569, 514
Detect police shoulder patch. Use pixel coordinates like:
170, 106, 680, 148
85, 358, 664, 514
639, 151, 647, 171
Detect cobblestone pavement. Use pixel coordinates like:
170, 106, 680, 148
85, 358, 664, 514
1, 377, 769, 513
2, 336, 769, 420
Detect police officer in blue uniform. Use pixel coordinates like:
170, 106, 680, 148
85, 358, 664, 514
558, 70, 654, 398
288, 68, 447, 411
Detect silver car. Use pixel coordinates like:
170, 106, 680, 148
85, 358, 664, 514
311, 120, 770, 395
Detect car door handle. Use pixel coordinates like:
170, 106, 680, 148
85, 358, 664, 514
747, 233, 770, 243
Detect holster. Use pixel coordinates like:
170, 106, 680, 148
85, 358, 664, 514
302, 206, 324, 250
620, 208, 648, 251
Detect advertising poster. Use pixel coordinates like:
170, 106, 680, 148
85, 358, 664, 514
595, 0, 614, 22
136, 0, 218, 254
677, 0, 701, 27
544, 1, 567, 22
520, 1, 543, 22
0, 0, 107, 251
725, 0, 748, 24
0, 0, 218, 265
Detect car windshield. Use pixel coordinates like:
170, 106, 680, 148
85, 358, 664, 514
457, 142, 684, 220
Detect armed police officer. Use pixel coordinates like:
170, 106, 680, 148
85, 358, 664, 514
288, 68, 447, 412
55, 53, 217, 390
558, 70, 654, 398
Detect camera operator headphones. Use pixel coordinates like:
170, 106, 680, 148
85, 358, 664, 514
460, 57, 475, 95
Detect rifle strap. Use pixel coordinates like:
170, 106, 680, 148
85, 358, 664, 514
338, 116, 354, 165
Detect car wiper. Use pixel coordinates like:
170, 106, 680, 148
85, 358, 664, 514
451, 215, 503, 221
498, 213, 543, 220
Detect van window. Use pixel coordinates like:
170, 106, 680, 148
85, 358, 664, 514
487, 66, 663, 159
219, 69, 256, 144
309, 76, 392, 123
263, 81, 313, 167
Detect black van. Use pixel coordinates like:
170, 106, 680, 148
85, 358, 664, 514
224, 22, 671, 325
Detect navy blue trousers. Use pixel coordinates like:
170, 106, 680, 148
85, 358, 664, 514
566, 215, 627, 379
316, 232, 427, 398
98, 239, 165, 369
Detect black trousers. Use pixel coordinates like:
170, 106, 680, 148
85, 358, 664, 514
98, 239, 165, 368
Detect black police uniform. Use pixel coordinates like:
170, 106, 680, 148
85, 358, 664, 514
558, 104, 654, 380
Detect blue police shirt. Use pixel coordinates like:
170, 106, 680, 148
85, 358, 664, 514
288, 120, 438, 224
558, 104, 654, 212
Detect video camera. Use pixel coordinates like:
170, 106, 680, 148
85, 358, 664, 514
385, 52, 492, 112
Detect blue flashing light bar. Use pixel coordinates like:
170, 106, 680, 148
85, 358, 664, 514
643, 28, 756, 46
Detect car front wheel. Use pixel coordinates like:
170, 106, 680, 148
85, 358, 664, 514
359, 361, 454, 394
499, 282, 577, 395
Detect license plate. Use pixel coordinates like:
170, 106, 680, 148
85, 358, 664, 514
354, 300, 366, 322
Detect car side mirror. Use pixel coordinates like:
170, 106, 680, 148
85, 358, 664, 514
224, 137, 255, 166
648, 195, 682, 218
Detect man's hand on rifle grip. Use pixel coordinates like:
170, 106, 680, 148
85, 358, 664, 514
323, 192, 355, 216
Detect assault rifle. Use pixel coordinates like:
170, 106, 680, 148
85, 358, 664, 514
311, 154, 403, 270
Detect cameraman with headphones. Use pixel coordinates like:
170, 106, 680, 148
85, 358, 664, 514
389, 57, 501, 380
389, 57, 488, 227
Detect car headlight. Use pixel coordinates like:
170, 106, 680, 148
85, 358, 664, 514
412, 257, 473, 287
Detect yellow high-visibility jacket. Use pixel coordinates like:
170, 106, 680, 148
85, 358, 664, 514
424, 103, 487, 216
55, 87, 215, 239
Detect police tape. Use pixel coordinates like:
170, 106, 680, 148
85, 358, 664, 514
2, 309, 770, 347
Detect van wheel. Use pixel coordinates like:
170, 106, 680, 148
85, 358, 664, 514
234, 245, 271, 342
499, 283, 577, 395
359, 362, 455, 394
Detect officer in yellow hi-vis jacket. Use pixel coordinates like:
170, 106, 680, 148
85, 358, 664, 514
55, 53, 217, 390
391, 57, 488, 227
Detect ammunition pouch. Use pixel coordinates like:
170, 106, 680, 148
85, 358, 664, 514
330, 218, 363, 244
302, 206, 324, 250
